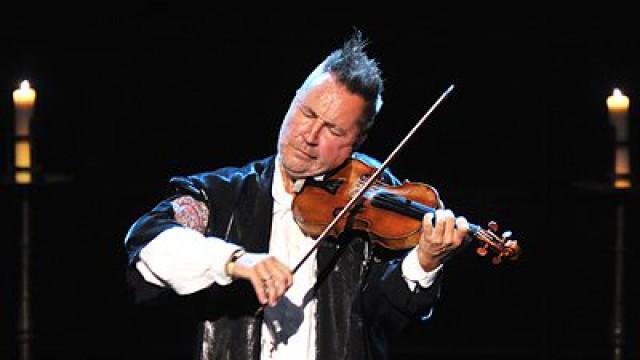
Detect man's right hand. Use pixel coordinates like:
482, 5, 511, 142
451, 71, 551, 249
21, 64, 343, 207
230, 253, 293, 307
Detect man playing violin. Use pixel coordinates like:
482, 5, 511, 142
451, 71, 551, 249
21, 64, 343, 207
124, 30, 469, 360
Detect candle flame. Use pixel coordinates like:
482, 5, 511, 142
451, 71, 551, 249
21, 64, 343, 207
20, 80, 31, 90
607, 88, 629, 112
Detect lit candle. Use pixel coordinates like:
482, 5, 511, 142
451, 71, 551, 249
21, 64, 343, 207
607, 88, 629, 143
13, 80, 37, 136
13, 80, 37, 184
606, 88, 631, 189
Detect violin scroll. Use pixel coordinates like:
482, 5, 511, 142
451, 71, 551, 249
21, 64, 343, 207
472, 220, 521, 264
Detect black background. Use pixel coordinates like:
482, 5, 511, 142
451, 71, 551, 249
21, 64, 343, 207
1, 5, 639, 360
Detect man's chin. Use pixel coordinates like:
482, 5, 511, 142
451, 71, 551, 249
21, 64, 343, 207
283, 166, 312, 179
281, 160, 318, 179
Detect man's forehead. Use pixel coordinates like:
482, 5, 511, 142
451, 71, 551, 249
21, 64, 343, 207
300, 72, 338, 98
300, 74, 359, 107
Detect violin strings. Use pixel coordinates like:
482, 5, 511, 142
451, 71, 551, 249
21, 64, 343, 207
357, 191, 509, 255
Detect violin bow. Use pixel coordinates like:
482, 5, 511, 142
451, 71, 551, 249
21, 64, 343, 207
291, 85, 457, 275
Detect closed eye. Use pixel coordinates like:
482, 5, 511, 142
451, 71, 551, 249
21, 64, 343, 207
326, 124, 346, 137
298, 102, 346, 136
300, 104, 317, 118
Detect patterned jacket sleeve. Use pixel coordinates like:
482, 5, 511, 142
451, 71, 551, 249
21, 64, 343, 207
123, 176, 211, 304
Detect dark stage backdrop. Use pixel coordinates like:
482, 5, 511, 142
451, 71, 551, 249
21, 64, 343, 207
1, 6, 638, 360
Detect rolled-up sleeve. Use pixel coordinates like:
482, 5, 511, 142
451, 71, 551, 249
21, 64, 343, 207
136, 226, 243, 295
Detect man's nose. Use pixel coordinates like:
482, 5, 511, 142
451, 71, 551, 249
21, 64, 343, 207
303, 120, 322, 145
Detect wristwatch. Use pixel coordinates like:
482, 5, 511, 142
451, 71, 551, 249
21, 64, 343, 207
225, 249, 246, 278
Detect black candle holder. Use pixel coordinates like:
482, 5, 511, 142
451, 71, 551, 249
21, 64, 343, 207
1, 173, 72, 360
572, 178, 637, 360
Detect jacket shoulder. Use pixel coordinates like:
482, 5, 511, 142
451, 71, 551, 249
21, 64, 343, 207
168, 155, 275, 200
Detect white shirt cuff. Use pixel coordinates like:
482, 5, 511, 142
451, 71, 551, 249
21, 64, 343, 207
401, 247, 443, 291
136, 226, 242, 295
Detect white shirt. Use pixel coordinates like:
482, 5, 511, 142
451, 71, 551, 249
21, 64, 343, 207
260, 161, 318, 359
134, 158, 442, 360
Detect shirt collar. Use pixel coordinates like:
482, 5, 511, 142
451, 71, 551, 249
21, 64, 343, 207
273, 156, 324, 212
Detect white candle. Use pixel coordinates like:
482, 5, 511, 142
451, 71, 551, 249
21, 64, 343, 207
606, 88, 631, 189
13, 80, 37, 184
13, 80, 37, 137
607, 88, 629, 143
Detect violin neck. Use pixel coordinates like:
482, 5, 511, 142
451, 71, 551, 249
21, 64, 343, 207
369, 192, 481, 235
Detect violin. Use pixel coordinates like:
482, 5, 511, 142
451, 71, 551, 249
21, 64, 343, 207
282, 85, 519, 279
292, 158, 521, 264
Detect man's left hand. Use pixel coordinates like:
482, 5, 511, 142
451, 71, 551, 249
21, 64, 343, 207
416, 209, 469, 272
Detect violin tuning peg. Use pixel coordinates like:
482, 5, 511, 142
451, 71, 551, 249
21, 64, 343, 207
488, 221, 498, 233
491, 255, 503, 265
476, 247, 488, 257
